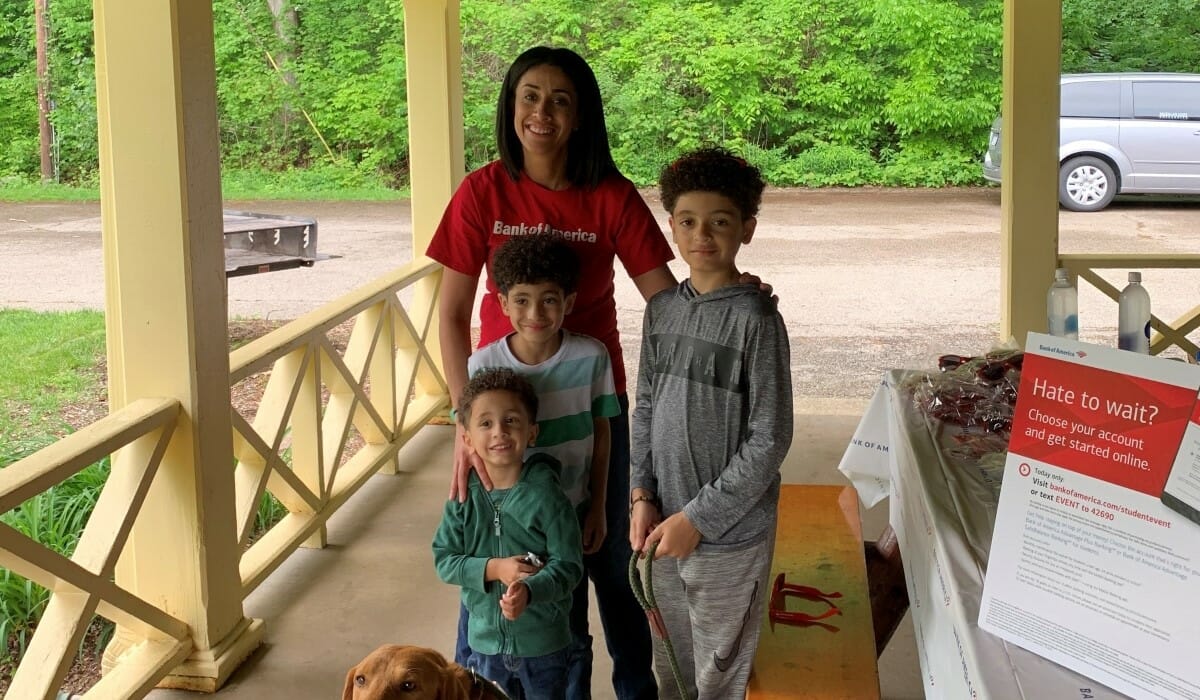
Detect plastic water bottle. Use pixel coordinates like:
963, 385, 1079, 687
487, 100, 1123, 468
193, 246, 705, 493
1046, 268, 1078, 339
1118, 271, 1151, 353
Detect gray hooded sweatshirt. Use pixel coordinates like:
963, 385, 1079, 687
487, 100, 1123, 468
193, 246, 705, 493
631, 280, 793, 551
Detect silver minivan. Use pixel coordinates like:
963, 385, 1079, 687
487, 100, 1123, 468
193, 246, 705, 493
982, 73, 1200, 211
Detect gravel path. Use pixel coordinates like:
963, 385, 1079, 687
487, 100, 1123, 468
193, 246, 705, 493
4, 188, 1199, 406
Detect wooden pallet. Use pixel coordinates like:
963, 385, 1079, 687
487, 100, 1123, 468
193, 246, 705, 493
747, 484, 880, 699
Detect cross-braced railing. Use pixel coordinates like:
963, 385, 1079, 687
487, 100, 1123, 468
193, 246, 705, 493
1059, 253, 1200, 357
230, 259, 447, 593
0, 258, 449, 698
0, 398, 191, 699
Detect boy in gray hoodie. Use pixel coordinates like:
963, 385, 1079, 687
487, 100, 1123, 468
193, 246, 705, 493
629, 148, 793, 699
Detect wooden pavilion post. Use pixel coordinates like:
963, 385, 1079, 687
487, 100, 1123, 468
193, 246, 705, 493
999, 0, 1062, 342
93, 0, 262, 690
401, 0, 464, 442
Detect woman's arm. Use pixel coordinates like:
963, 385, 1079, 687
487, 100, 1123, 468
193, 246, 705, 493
438, 267, 491, 499
631, 264, 677, 302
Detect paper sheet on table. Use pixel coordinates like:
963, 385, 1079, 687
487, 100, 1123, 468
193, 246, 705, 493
837, 376, 893, 507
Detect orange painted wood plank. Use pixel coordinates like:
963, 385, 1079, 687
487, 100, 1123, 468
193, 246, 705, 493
747, 484, 880, 699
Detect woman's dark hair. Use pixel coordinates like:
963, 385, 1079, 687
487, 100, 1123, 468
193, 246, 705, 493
496, 46, 617, 189
458, 367, 539, 426
492, 233, 581, 295
659, 147, 766, 219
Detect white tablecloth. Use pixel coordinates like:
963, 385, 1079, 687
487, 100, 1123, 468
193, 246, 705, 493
839, 370, 1128, 700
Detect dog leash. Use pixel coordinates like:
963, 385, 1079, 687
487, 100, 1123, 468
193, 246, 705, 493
468, 667, 514, 700
628, 541, 689, 699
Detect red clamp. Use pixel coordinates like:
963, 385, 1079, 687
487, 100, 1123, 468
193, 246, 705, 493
768, 572, 843, 626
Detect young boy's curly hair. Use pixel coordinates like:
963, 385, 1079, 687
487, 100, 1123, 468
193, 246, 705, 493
491, 233, 581, 295
458, 367, 539, 426
659, 147, 766, 219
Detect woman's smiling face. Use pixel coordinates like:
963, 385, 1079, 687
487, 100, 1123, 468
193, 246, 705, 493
512, 64, 578, 160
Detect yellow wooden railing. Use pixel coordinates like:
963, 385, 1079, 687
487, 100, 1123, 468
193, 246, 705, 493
0, 259, 448, 698
0, 398, 191, 698
1059, 253, 1200, 357
231, 259, 447, 594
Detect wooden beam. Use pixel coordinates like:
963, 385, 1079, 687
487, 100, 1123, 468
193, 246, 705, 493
93, 0, 262, 689
999, 0, 1062, 343
403, 0, 463, 397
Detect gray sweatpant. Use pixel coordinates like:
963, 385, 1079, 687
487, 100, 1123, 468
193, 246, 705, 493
649, 537, 773, 700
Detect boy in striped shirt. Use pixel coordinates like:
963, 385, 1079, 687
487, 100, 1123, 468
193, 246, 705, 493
462, 232, 621, 696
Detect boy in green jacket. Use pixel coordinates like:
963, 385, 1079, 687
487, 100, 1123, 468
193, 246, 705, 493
433, 367, 584, 699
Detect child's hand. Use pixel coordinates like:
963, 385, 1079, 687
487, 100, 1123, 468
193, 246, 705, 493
486, 555, 538, 586
500, 581, 529, 620
582, 501, 607, 554
450, 426, 491, 502
629, 500, 661, 555
645, 512, 701, 560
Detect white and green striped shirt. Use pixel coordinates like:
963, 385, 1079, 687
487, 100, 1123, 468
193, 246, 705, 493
469, 330, 620, 507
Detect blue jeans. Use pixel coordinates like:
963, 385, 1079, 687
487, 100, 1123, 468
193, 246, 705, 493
567, 396, 657, 700
469, 647, 569, 700
456, 397, 656, 700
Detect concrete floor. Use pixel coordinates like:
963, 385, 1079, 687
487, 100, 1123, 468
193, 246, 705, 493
149, 407, 925, 700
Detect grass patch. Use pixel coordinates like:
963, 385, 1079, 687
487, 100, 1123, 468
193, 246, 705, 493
0, 161, 408, 203
221, 163, 407, 201
0, 176, 100, 202
0, 309, 107, 466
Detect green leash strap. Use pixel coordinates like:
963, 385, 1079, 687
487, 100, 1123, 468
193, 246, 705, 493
629, 541, 689, 699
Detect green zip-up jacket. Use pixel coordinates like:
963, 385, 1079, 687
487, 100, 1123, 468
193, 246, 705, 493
432, 453, 583, 657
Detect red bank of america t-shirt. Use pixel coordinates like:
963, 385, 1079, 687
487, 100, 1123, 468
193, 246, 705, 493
426, 161, 674, 394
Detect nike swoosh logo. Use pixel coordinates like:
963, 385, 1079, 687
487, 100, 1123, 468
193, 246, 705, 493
713, 580, 759, 672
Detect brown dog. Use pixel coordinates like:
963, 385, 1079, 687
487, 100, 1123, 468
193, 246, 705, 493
342, 644, 490, 700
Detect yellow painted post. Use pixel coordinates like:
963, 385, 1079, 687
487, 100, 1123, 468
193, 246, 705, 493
403, 0, 463, 412
1000, 0, 1062, 343
94, 0, 262, 691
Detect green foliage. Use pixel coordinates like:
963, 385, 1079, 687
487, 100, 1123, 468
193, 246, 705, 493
0, 456, 109, 663
44, 0, 96, 184
0, 1, 1195, 188
790, 145, 884, 187
1062, 0, 1200, 73
213, 0, 294, 169
880, 143, 983, 186
592, 0, 1002, 185
254, 491, 287, 534
290, 0, 410, 180
0, 3, 38, 177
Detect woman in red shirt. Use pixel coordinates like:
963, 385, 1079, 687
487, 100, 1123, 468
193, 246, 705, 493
426, 46, 671, 700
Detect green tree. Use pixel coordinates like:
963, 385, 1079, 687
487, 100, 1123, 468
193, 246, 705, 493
4, 0, 1198, 188
0, 2, 38, 177
291, 0, 409, 179
44, 0, 95, 184
1062, 0, 1200, 73
865, 0, 1002, 185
